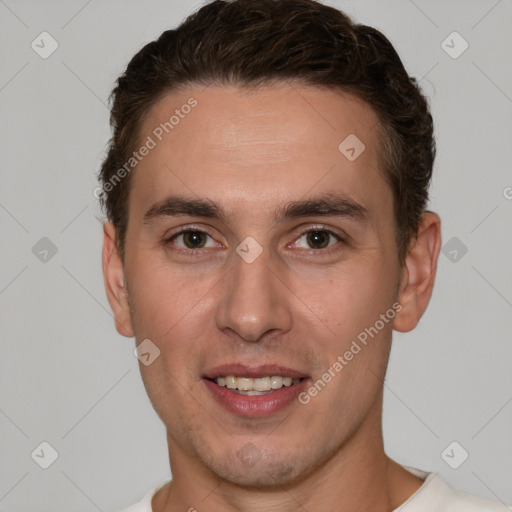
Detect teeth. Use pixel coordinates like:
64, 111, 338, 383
238, 378, 252, 391
225, 376, 236, 389
254, 377, 271, 391
271, 376, 283, 389
213, 375, 299, 392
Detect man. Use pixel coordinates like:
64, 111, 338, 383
98, 0, 510, 510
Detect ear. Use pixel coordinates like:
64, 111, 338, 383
393, 212, 442, 333
102, 222, 134, 338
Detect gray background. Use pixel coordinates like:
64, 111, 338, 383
1, 0, 511, 510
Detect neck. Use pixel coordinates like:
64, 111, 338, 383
153, 391, 424, 512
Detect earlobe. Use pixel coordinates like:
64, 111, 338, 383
393, 212, 442, 333
102, 222, 134, 338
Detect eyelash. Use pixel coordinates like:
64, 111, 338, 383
163, 225, 346, 256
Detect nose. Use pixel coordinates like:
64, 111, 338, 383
215, 246, 293, 343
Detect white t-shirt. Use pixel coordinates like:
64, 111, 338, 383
118, 466, 511, 511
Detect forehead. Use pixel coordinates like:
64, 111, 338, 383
129, 83, 390, 223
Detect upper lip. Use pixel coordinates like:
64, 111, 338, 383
203, 364, 309, 380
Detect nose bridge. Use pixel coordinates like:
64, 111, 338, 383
215, 244, 292, 342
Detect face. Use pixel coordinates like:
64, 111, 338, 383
103, 83, 436, 488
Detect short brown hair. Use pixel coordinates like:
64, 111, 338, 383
98, 0, 435, 265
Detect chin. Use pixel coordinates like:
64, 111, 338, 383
199, 445, 318, 490
214, 461, 301, 489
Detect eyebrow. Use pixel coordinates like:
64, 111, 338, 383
143, 192, 370, 226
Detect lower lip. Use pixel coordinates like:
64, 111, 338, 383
203, 378, 309, 418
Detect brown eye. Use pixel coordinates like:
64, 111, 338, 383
168, 230, 217, 250
306, 230, 331, 249
293, 229, 340, 250
182, 231, 208, 248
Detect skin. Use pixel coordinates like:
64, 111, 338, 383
102, 83, 441, 511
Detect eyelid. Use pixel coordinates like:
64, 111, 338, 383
291, 223, 347, 240
287, 225, 346, 253
166, 224, 215, 236
164, 224, 220, 248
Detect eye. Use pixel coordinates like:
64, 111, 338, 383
167, 229, 219, 250
292, 229, 342, 250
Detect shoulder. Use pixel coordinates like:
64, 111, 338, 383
443, 484, 511, 512
116, 479, 171, 512
396, 467, 511, 512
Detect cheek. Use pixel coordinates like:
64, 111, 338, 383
128, 253, 212, 331
302, 267, 395, 419
296, 260, 397, 344
125, 257, 222, 385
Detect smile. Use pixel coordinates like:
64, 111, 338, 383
203, 365, 309, 417
211, 375, 302, 395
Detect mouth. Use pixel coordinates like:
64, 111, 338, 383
207, 375, 303, 395
203, 365, 310, 417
